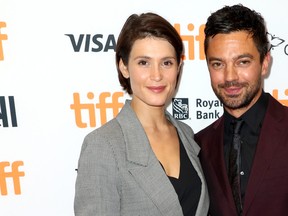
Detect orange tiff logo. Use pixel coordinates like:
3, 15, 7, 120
272, 89, 288, 106
70, 91, 124, 128
174, 23, 205, 60
0, 161, 25, 196
0, 21, 8, 61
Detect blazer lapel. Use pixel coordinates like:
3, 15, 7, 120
168, 114, 209, 215
244, 96, 286, 212
127, 156, 183, 216
117, 101, 183, 216
210, 118, 237, 210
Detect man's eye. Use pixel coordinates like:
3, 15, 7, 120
211, 62, 223, 69
239, 60, 250, 65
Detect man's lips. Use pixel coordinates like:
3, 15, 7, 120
224, 86, 242, 95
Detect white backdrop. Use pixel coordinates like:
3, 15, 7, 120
1, 0, 287, 215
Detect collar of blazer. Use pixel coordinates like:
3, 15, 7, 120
116, 100, 184, 216
116, 100, 200, 166
116, 100, 151, 166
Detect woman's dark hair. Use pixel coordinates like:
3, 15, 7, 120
116, 12, 183, 94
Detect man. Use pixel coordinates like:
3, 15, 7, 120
195, 4, 288, 216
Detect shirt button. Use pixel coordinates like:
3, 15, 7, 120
240, 171, 245, 175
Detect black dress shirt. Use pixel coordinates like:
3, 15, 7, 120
224, 91, 269, 203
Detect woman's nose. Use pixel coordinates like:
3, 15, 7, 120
150, 65, 162, 81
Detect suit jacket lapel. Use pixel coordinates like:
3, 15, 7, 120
244, 96, 285, 212
210, 118, 237, 210
117, 101, 183, 216
168, 114, 209, 215
127, 156, 183, 216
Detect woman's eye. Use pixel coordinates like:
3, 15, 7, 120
163, 61, 173, 66
162, 60, 175, 68
138, 60, 148, 66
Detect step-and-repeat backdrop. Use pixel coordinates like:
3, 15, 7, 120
1, 0, 287, 215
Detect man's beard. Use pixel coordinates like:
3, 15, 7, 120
213, 78, 262, 110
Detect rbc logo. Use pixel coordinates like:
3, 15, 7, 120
172, 98, 189, 120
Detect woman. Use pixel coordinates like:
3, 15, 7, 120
74, 12, 209, 216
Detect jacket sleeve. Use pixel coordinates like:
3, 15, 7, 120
74, 131, 121, 216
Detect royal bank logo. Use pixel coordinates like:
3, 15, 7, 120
172, 98, 189, 120
195, 98, 222, 119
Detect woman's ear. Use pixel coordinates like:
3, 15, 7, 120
175, 59, 183, 89
178, 59, 183, 73
119, 59, 129, 78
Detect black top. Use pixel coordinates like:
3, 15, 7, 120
160, 138, 201, 216
224, 91, 268, 203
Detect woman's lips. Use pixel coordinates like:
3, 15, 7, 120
147, 86, 165, 93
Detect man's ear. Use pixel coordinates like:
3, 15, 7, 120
119, 59, 129, 78
261, 52, 271, 77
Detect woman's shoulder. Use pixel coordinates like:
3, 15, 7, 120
79, 118, 126, 160
85, 118, 122, 143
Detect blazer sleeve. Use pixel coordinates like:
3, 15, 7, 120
74, 131, 121, 216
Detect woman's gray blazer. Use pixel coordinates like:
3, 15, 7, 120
74, 100, 209, 216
